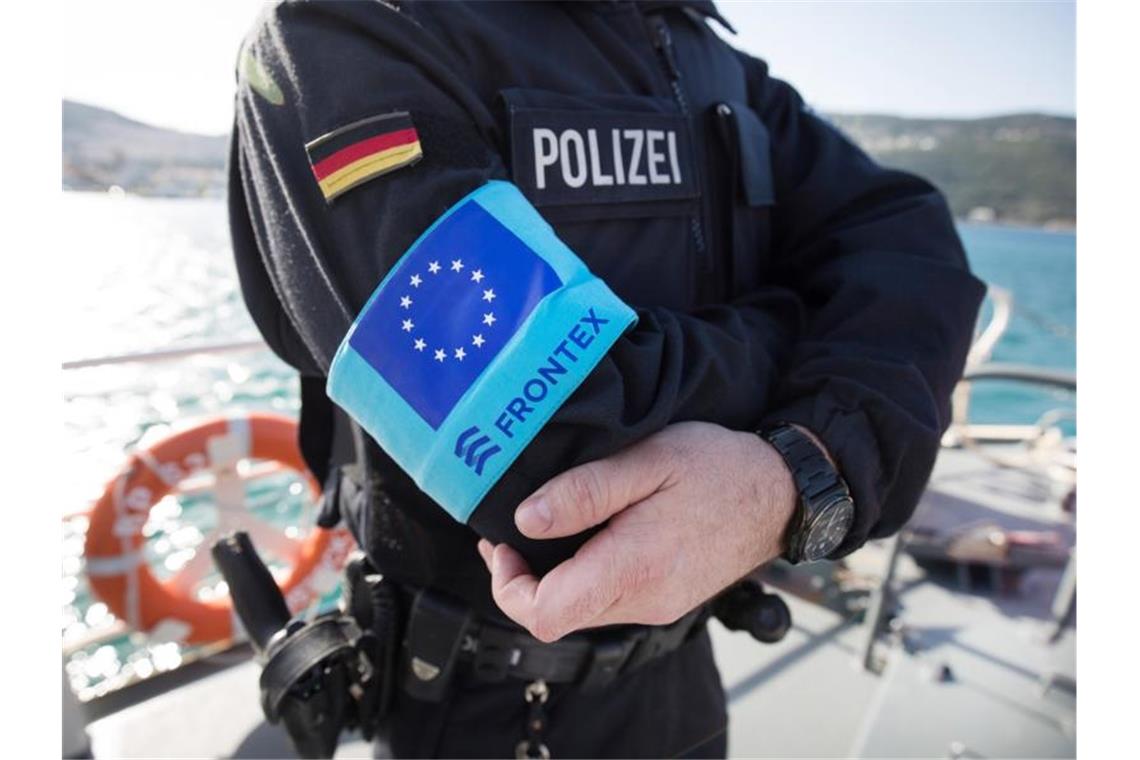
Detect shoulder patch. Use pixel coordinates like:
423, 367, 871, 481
305, 112, 423, 203
239, 46, 284, 106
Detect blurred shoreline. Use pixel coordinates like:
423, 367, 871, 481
63, 99, 1076, 230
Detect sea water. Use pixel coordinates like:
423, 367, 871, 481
61, 193, 1076, 696
958, 224, 1076, 429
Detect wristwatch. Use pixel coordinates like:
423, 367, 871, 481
760, 424, 855, 564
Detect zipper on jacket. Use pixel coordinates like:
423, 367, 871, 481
648, 14, 709, 267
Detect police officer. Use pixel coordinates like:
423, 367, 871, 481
228, 1, 985, 756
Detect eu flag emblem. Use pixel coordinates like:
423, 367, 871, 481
328, 181, 637, 523
350, 202, 562, 429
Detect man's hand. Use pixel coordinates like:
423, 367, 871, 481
475, 421, 798, 642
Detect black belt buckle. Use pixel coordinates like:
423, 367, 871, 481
578, 633, 641, 692
471, 626, 523, 682
401, 589, 472, 702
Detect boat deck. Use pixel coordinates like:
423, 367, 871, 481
81, 445, 1077, 758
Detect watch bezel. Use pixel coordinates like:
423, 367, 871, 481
799, 492, 855, 562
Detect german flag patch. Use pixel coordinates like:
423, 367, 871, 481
305, 111, 423, 202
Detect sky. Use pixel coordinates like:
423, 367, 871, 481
64, 0, 1075, 136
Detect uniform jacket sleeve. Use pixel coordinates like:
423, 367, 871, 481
231, 2, 800, 571
737, 53, 987, 556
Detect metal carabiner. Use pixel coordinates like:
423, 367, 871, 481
515, 679, 551, 759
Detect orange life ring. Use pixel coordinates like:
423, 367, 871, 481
84, 412, 355, 645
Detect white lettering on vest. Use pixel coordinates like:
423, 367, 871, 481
623, 129, 646, 185
531, 127, 685, 192
533, 128, 558, 190
667, 131, 682, 183
646, 130, 669, 185
611, 128, 626, 185
559, 130, 588, 188
586, 129, 613, 186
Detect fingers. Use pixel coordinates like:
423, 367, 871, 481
487, 543, 544, 631
514, 438, 675, 540
477, 533, 636, 642
476, 537, 494, 565
479, 542, 543, 636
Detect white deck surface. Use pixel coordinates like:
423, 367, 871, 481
84, 447, 1077, 758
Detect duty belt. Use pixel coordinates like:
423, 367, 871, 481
397, 585, 708, 701
462, 603, 706, 689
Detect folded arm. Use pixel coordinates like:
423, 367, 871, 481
230, 3, 801, 573
739, 53, 987, 554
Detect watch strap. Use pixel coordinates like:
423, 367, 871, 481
760, 424, 850, 563
764, 425, 841, 503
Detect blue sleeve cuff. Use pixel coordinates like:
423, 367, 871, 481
327, 180, 637, 523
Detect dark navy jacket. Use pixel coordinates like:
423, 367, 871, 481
229, 0, 986, 617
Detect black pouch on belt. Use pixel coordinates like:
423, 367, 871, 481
401, 588, 473, 702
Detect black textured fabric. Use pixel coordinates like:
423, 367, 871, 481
229, 0, 982, 586
228, 1, 984, 753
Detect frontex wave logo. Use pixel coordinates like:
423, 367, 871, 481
454, 425, 501, 476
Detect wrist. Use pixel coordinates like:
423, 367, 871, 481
739, 431, 798, 567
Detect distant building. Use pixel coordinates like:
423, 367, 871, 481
967, 206, 997, 224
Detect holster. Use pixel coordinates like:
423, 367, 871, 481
341, 552, 401, 726
255, 552, 400, 758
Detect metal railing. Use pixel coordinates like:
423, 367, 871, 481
62, 338, 269, 370
965, 285, 1013, 369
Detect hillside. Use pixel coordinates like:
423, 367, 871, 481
63, 101, 227, 197
828, 112, 1075, 227
62, 100, 1075, 226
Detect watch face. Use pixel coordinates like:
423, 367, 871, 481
802, 499, 854, 562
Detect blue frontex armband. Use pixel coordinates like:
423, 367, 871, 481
327, 180, 637, 523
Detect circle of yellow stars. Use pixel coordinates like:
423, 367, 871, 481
400, 258, 496, 363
